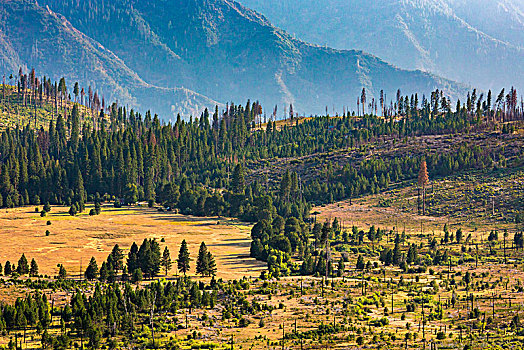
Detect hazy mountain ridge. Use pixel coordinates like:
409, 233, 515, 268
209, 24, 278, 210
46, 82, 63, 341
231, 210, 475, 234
448, 0, 524, 49
0, 0, 220, 118
240, 0, 524, 93
1, 0, 467, 118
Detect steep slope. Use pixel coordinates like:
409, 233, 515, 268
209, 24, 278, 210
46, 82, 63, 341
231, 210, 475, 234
240, 0, 524, 93
0, 0, 219, 119
448, 0, 524, 49
0, 29, 26, 74
37, 0, 465, 116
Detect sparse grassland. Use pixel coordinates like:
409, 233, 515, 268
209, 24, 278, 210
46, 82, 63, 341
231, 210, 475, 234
1, 186, 523, 349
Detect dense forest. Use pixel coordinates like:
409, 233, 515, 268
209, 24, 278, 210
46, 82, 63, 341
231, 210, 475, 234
1, 70, 523, 277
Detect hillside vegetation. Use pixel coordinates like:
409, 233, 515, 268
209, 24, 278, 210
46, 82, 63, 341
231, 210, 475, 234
0, 83, 96, 130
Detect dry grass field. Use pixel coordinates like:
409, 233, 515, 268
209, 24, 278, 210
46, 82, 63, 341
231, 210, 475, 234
0, 204, 265, 280
312, 169, 523, 245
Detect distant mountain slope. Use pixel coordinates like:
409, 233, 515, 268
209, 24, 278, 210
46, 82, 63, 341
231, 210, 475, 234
448, 0, 524, 49
0, 0, 219, 119
240, 0, 524, 93
1, 0, 466, 118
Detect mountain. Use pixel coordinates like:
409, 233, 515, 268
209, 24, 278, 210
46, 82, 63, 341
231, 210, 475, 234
240, 0, 524, 93
1, 0, 466, 118
0, 0, 219, 118
448, 0, 524, 49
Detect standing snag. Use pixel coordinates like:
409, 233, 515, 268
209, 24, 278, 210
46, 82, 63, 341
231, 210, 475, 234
418, 160, 429, 215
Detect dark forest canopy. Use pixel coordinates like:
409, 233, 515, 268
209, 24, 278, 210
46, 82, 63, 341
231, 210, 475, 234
1, 73, 523, 276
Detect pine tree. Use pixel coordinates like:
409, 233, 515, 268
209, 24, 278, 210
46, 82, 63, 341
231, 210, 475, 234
73, 82, 79, 103
109, 244, 124, 273
456, 228, 463, 244
127, 242, 139, 274
69, 204, 77, 216
17, 254, 29, 275
99, 262, 108, 282
4, 261, 12, 275
280, 170, 291, 202
30, 258, 39, 277
206, 251, 217, 276
177, 240, 191, 275
132, 268, 143, 284
71, 104, 80, 149
196, 242, 209, 276
58, 264, 67, 279
356, 255, 365, 270
231, 164, 245, 194
160, 247, 172, 275
393, 241, 402, 266
85, 257, 98, 280
148, 239, 161, 277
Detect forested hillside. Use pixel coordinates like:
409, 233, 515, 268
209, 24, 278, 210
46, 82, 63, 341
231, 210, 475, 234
0, 73, 522, 276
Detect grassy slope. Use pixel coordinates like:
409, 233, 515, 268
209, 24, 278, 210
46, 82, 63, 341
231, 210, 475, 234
246, 125, 524, 224
0, 84, 96, 130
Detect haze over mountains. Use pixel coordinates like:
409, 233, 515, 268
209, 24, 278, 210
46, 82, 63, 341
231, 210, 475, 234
0, 0, 468, 119
240, 0, 524, 95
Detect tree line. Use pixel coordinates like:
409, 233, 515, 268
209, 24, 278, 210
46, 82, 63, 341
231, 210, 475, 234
83, 239, 216, 283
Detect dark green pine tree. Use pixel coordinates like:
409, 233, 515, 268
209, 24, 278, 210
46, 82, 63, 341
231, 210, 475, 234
177, 239, 191, 275
85, 257, 98, 280
148, 239, 161, 277
127, 242, 139, 274
4, 261, 12, 276
206, 251, 217, 276
137, 238, 151, 276
231, 164, 245, 194
280, 170, 291, 202
196, 242, 209, 276
356, 255, 365, 270
73, 167, 86, 211
17, 254, 29, 275
30, 258, 39, 277
69, 203, 78, 216
99, 262, 108, 282
393, 241, 402, 266
144, 167, 155, 202
109, 244, 124, 274
58, 264, 67, 279
160, 246, 172, 275
70, 104, 80, 150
